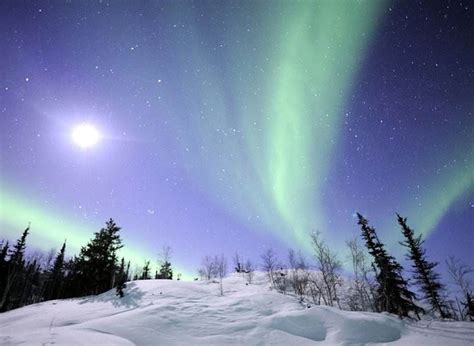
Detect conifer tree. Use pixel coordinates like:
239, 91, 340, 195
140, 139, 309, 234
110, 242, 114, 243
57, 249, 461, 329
397, 214, 450, 318
61, 258, 80, 298
8, 225, 29, 266
0, 241, 9, 301
0, 225, 30, 311
0, 241, 9, 264
357, 213, 422, 318
52, 241, 66, 277
115, 257, 127, 298
45, 241, 67, 300
74, 219, 123, 295
156, 245, 173, 279
158, 261, 173, 280
141, 260, 151, 280
19, 259, 41, 307
126, 261, 131, 281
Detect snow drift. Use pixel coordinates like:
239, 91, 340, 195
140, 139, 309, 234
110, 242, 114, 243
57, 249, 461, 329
1, 273, 473, 345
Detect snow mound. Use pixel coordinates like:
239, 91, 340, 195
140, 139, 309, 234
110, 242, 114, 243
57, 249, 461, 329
1, 274, 473, 345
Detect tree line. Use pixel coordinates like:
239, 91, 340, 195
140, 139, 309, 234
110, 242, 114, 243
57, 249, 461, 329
0, 218, 174, 312
1, 213, 473, 322
233, 213, 473, 321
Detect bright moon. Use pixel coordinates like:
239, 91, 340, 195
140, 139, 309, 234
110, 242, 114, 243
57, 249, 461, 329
72, 123, 100, 149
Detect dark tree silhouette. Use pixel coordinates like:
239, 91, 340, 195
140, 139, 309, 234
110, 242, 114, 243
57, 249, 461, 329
74, 219, 123, 295
0, 219, 133, 311
463, 292, 474, 321
0, 241, 10, 303
234, 253, 244, 273
141, 260, 151, 280
398, 214, 450, 318
0, 241, 9, 264
19, 259, 41, 307
115, 257, 127, 298
357, 213, 422, 319
0, 225, 30, 311
156, 245, 173, 280
158, 261, 173, 280
44, 241, 67, 300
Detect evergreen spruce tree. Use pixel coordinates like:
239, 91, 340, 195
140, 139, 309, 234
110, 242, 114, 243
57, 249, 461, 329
126, 261, 131, 281
156, 245, 173, 279
115, 257, 127, 298
141, 260, 151, 280
158, 261, 173, 280
74, 219, 123, 296
397, 214, 450, 318
357, 213, 422, 318
45, 241, 67, 300
0, 241, 9, 264
61, 258, 79, 298
0, 225, 30, 311
19, 259, 41, 307
0, 241, 9, 303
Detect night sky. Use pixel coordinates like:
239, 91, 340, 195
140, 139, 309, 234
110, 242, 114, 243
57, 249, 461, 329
1, 1, 473, 278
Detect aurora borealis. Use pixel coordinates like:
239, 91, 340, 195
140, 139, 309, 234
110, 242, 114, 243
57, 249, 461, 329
1, 1, 473, 276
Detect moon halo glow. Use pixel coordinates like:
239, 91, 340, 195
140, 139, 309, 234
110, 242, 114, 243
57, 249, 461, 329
72, 123, 101, 149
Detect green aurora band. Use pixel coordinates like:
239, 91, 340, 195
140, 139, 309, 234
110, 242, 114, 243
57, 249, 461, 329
1, 1, 471, 274
176, 0, 473, 255
383, 153, 474, 248
413, 163, 473, 238
0, 185, 193, 279
176, 1, 388, 250
264, 1, 386, 248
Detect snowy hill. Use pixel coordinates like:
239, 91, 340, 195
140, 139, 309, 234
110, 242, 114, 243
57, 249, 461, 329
1, 274, 473, 345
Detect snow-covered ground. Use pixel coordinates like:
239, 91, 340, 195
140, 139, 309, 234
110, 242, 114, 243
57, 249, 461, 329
1, 273, 473, 345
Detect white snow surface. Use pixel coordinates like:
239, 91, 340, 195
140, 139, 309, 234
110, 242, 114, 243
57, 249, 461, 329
1, 273, 473, 345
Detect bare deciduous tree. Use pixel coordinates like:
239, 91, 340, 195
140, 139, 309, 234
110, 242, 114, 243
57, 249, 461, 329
244, 259, 255, 284
310, 231, 341, 308
261, 248, 279, 285
233, 252, 243, 273
33, 248, 56, 270
215, 254, 227, 296
446, 256, 473, 320
198, 254, 228, 295
197, 268, 206, 281
274, 266, 289, 294
446, 256, 473, 296
158, 245, 172, 267
199, 255, 215, 280
288, 249, 309, 299
288, 249, 297, 270
346, 238, 375, 311
156, 245, 173, 280
308, 272, 325, 305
